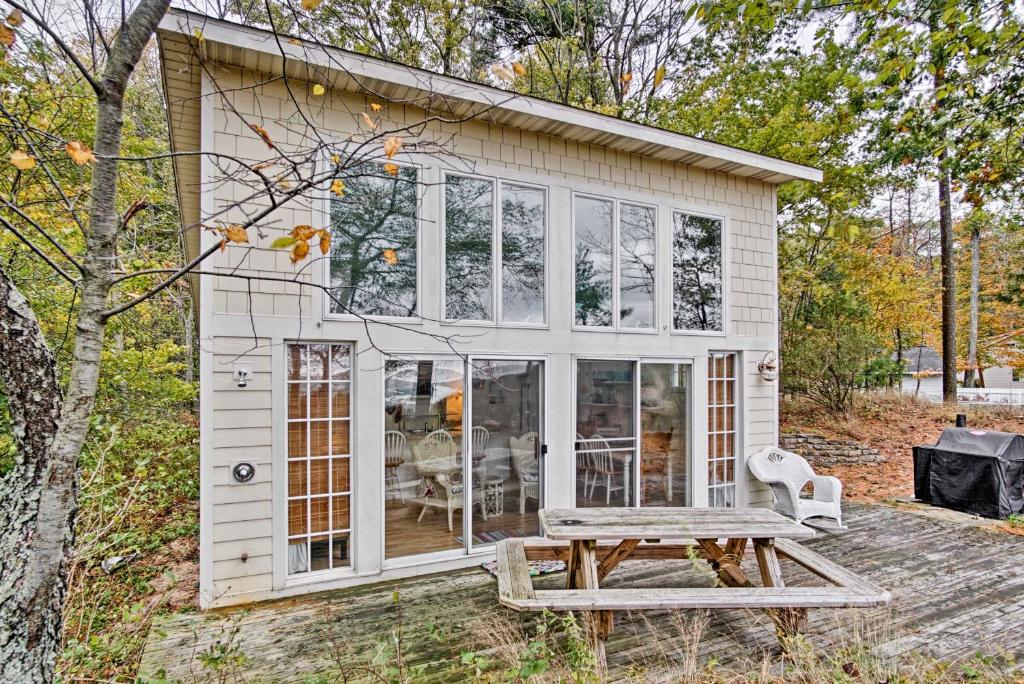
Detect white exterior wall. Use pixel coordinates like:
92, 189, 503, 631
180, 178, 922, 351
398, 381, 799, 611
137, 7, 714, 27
198, 66, 781, 608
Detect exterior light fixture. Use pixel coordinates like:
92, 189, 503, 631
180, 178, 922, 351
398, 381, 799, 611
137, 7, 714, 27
757, 351, 778, 381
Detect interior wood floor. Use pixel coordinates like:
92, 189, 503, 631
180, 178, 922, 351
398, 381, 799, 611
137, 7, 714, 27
142, 502, 1024, 681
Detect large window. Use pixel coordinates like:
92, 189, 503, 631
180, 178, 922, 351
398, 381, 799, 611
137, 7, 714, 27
574, 196, 656, 330
287, 343, 352, 575
444, 174, 546, 324
673, 211, 724, 332
329, 163, 418, 317
707, 352, 737, 507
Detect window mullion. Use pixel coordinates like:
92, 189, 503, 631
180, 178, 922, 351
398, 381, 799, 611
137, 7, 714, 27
494, 179, 502, 324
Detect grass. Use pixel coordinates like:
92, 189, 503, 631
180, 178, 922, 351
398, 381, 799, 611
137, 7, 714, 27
184, 599, 1021, 683
58, 413, 199, 682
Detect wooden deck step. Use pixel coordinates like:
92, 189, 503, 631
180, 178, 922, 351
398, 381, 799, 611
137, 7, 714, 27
502, 586, 890, 612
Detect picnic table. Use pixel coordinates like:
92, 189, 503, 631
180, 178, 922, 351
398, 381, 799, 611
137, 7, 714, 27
495, 507, 890, 665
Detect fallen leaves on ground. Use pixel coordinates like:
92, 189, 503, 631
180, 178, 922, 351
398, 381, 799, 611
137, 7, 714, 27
781, 394, 1024, 503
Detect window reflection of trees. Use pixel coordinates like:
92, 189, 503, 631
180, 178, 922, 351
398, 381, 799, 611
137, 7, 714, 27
672, 213, 723, 331
446, 175, 494, 321
329, 163, 418, 317
501, 184, 545, 323
619, 204, 656, 329
574, 197, 614, 327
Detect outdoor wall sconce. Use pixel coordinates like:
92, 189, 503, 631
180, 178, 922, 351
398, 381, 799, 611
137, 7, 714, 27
231, 462, 256, 483
757, 352, 778, 381
232, 365, 253, 388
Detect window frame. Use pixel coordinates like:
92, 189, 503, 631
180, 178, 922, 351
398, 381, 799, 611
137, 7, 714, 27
319, 154, 425, 323
669, 207, 730, 337
281, 340, 357, 583
571, 191, 659, 334
440, 170, 550, 328
706, 351, 738, 508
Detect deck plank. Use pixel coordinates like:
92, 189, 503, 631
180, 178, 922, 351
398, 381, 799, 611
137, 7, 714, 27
139, 503, 1024, 681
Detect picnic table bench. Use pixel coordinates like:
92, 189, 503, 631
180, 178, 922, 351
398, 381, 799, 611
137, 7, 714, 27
495, 507, 890, 665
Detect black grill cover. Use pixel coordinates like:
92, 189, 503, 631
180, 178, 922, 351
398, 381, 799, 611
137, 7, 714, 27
914, 428, 1024, 518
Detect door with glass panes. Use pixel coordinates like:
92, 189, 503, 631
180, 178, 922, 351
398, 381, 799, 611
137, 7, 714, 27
575, 358, 691, 508
383, 357, 543, 560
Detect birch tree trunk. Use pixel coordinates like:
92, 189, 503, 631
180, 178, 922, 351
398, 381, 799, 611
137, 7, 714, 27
964, 226, 981, 388
0, 0, 170, 677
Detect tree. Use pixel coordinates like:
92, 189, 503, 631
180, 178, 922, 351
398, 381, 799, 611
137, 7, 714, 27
0, 0, 492, 676
699, 0, 1024, 402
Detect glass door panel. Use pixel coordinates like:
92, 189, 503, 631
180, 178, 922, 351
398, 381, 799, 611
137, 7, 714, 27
640, 363, 691, 506
575, 360, 635, 507
469, 360, 543, 547
383, 359, 465, 559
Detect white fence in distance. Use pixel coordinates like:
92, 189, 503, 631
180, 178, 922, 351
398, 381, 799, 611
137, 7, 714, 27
912, 387, 1024, 406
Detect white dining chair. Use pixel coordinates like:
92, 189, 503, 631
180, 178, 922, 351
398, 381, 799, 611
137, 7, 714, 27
587, 435, 625, 505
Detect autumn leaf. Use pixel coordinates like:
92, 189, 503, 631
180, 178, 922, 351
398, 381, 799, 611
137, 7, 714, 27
224, 225, 249, 244
653, 65, 666, 87
270, 236, 297, 249
290, 224, 316, 241
249, 122, 274, 148
7, 9, 23, 26
330, 154, 341, 165
490, 63, 515, 81
10, 149, 34, 170
383, 136, 402, 159
370, 103, 383, 112
330, 179, 346, 196
383, 162, 398, 176
66, 141, 95, 165
383, 248, 398, 265
302, 0, 322, 9
291, 240, 310, 263
360, 112, 378, 130
318, 229, 331, 254
218, 238, 228, 252
312, 83, 325, 96
621, 72, 633, 83
0, 24, 14, 48
251, 160, 275, 172
512, 62, 527, 76
192, 27, 204, 43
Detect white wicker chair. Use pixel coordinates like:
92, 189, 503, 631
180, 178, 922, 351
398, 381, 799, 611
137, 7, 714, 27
748, 446, 843, 527
509, 432, 540, 514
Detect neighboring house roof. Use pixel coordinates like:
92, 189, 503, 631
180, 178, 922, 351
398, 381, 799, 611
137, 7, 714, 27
894, 346, 943, 374
156, 8, 823, 305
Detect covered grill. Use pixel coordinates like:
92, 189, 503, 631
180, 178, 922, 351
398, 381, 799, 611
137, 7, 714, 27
914, 428, 1024, 518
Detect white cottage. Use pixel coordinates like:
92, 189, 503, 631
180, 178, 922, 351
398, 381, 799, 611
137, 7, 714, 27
157, 9, 822, 609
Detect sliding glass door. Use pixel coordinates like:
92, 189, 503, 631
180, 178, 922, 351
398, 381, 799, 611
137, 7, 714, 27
575, 360, 636, 507
383, 357, 543, 561
639, 363, 691, 506
469, 359, 543, 547
575, 358, 692, 508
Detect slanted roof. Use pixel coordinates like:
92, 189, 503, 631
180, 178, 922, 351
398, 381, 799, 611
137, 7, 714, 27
895, 346, 944, 374
156, 8, 823, 303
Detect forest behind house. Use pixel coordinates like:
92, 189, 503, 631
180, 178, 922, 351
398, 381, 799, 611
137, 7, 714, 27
0, 0, 1023, 679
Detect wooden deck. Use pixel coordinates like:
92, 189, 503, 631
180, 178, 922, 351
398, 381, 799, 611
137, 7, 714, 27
139, 503, 1024, 681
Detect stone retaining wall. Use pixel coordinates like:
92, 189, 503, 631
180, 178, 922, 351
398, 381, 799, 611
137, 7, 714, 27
779, 433, 886, 467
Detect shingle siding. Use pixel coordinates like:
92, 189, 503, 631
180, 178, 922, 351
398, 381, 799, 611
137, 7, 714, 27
195, 66, 779, 607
